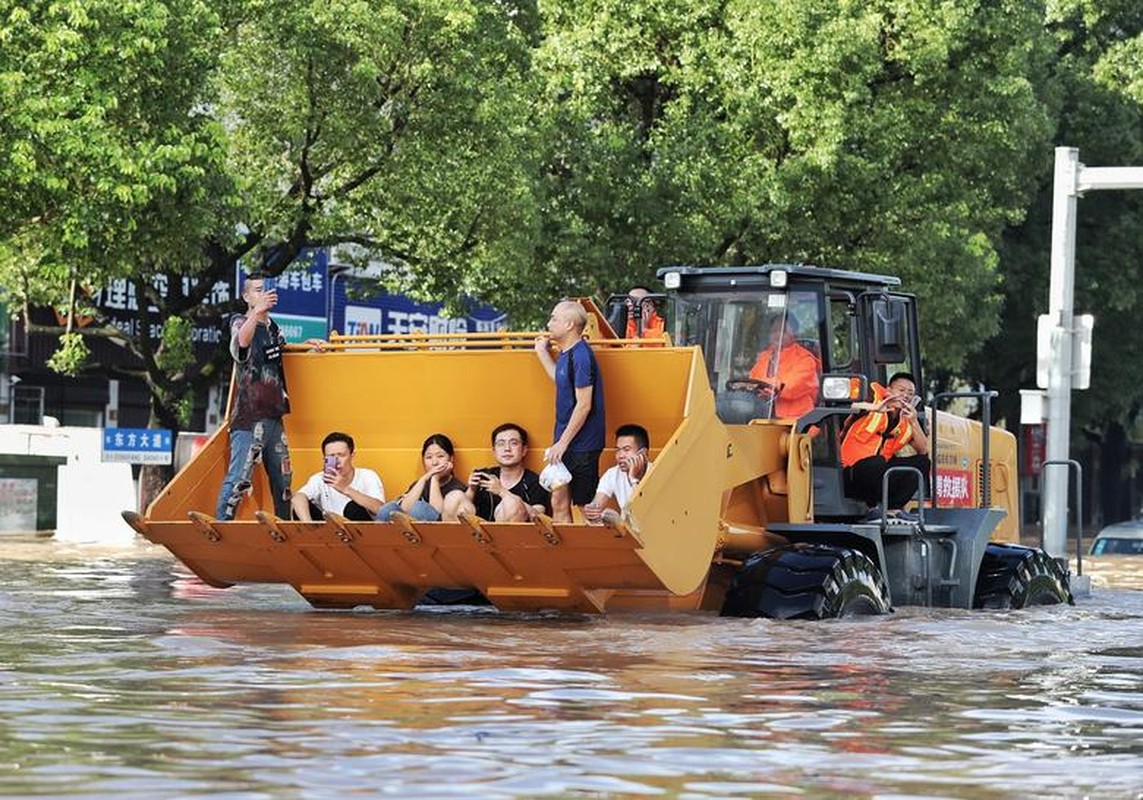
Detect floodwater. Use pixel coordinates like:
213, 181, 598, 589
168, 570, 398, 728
0, 538, 1140, 800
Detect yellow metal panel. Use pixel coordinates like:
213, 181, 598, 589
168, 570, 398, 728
933, 410, 1020, 541
621, 352, 727, 595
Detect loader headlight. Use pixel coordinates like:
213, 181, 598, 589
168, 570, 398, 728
769, 269, 788, 288
663, 271, 681, 290
822, 375, 864, 401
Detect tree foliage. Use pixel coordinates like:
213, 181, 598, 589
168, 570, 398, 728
0, 0, 230, 302
2, 0, 1140, 458
217, 0, 540, 307
973, 0, 1143, 432
528, 0, 1056, 364
1, 0, 540, 436
0, 0, 233, 431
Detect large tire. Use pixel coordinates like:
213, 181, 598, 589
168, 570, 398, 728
720, 543, 890, 620
973, 543, 1074, 609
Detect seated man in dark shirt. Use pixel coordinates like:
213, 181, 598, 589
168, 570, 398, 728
460, 423, 552, 522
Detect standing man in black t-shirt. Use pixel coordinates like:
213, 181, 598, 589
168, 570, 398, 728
459, 423, 552, 522
214, 272, 294, 520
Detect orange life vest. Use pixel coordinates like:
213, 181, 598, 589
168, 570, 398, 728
626, 310, 665, 339
748, 341, 821, 419
840, 382, 914, 466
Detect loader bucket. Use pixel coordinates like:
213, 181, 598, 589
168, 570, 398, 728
139, 331, 731, 612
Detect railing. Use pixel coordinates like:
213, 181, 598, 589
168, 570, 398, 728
285, 331, 670, 352
881, 464, 929, 530
929, 390, 998, 510
1042, 458, 1084, 576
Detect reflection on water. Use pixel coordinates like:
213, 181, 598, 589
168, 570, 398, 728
0, 540, 1140, 799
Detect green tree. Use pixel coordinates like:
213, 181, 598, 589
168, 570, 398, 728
0, 0, 234, 417
530, 0, 1056, 364
1, 0, 540, 444
972, 0, 1143, 521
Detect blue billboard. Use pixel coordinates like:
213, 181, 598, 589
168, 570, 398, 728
239, 248, 506, 342
333, 278, 506, 337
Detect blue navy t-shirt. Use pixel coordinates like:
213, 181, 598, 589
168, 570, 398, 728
554, 339, 605, 452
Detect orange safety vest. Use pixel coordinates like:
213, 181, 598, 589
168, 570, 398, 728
626, 310, 665, 340
840, 382, 914, 466
748, 341, 821, 419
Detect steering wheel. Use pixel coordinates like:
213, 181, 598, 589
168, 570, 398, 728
725, 378, 775, 395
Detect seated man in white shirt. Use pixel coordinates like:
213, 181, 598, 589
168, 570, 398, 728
583, 424, 651, 523
290, 431, 385, 521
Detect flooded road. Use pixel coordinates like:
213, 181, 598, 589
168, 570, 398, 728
0, 539, 1140, 799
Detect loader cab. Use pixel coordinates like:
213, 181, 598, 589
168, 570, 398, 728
660, 264, 922, 420
659, 264, 924, 517
668, 275, 825, 423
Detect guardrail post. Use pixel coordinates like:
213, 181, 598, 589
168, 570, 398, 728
1042, 458, 1084, 576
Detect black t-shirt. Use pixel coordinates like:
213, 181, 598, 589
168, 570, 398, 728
229, 314, 290, 430
471, 466, 552, 519
409, 476, 466, 504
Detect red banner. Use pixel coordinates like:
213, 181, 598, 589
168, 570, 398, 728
935, 468, 974, 507
1022, 424, 1046, 477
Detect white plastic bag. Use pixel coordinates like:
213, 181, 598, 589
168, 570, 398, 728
538, 460, 572, 491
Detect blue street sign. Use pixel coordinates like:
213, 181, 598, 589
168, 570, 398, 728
102, 428, 173, 465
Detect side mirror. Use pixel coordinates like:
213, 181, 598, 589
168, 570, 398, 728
871, 298, 907, 363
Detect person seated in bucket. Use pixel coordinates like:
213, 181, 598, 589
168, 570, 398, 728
455, 423, 551, 522
583, 424, 653, 524
375, 433, 468, 522
290, 431, 384, 522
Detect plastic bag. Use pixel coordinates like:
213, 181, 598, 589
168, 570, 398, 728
538, 460, 573, 492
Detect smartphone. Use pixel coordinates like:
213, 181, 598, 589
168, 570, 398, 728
262, 276, 276, 293
323, 455, 338, 474
910, 395, 922, 409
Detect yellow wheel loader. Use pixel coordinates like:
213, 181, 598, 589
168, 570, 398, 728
126, 264, 1071, 618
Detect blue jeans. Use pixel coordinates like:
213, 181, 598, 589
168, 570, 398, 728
375, 500, 441, 522
215, 419, 293, 520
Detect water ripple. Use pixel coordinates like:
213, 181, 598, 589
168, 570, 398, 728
0, 546, 1140, 798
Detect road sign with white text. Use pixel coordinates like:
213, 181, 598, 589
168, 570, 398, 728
102, 428, 173, 464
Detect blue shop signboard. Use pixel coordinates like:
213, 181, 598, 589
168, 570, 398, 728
242, 248, 507, 342
335, 278, 507, 336
102, 428, 173, 465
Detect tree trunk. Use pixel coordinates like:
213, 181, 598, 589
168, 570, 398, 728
137, 392, 182, 513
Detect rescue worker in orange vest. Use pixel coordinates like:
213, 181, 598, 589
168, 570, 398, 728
840, 371, 931, 516
624, 286, 666, 340
748, 316, 821, 419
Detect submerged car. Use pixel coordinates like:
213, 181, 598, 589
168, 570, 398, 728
1089, 519, 1143, 555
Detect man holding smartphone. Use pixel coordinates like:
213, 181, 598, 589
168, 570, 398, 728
458, 423, 551, 522
840, 371, 931, 519
214, 270, 294, 520
583, 424, 653, 524
291, 431, 385, 521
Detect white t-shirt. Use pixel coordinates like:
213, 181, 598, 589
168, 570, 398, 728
298, 467, 385, 515
595, 462, 652, 510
